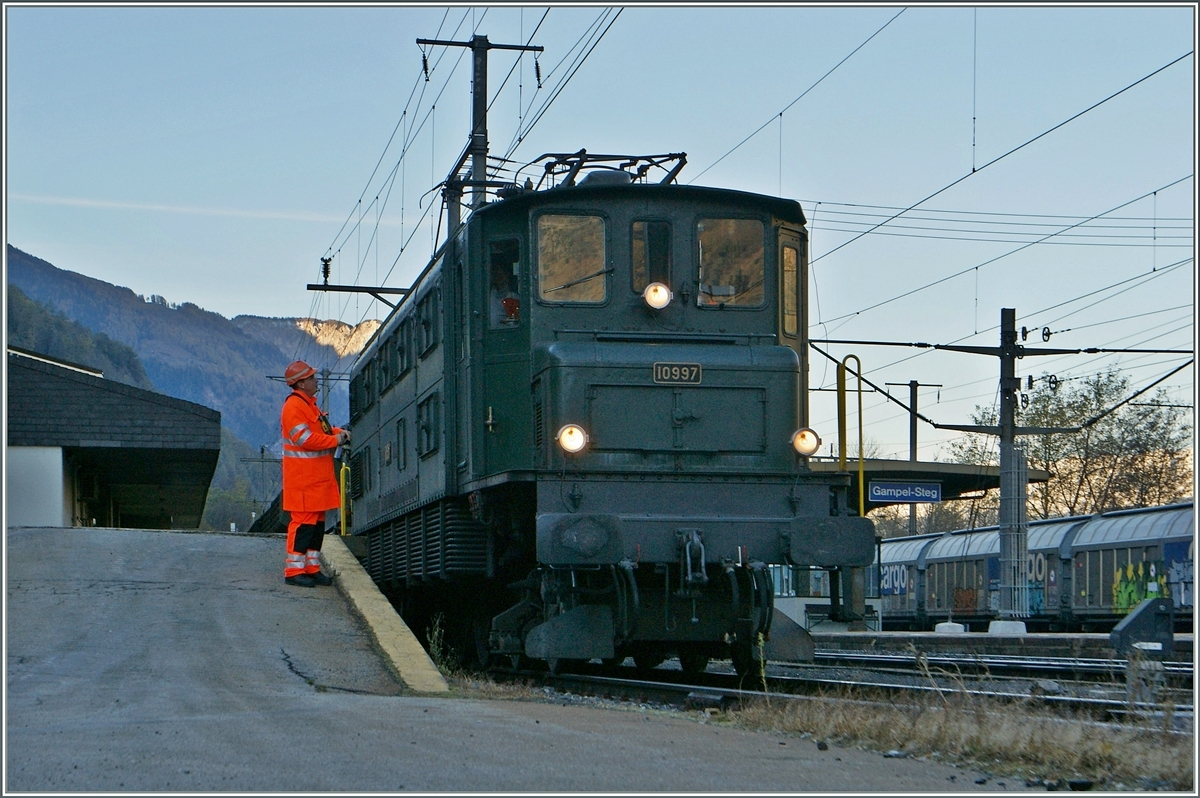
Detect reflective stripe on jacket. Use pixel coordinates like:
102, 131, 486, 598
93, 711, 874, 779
281, 390, 343, 512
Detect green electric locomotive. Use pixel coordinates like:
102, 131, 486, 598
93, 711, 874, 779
345, 150, 875, 675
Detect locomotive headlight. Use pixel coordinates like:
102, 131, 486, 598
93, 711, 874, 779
791, 428, 822, 457
557, 424, 590, 454
642, 282, 673, 310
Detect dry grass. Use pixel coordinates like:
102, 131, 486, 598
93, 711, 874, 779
447, 673, 550, 701
424, 626, 1192, 791
440, 663, 1192, 790
731, 688, 1193, 791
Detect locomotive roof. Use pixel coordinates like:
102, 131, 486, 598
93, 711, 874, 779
473, 180, 808, 226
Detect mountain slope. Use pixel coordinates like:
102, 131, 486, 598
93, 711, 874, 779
7, 285, 155, 389
6, 244, 376, 449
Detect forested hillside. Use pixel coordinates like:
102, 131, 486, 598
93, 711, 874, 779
7, 285, 154, 389
6, 244, 375, 449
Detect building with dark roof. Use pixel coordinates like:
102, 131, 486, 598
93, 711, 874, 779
6, 347, 221, 528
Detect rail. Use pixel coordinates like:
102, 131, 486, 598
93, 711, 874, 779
487, 654, 1194, 731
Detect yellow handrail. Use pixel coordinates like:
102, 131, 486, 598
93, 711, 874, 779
339, 460, 351, 536
837, 354, 866, 517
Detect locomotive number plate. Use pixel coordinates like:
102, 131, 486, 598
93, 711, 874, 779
653, 362, 702, 384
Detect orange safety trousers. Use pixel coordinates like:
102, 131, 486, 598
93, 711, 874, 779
285, 510, 326, 578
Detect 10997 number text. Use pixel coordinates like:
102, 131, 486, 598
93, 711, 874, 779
652, 362, 702, 384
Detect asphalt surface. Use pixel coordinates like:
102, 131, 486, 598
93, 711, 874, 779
6, 526, 1014, 792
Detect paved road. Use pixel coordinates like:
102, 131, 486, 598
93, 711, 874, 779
6, 526, 1013, 792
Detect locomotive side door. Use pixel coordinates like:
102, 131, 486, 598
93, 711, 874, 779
480, 236, 531, 476
452, 234, 473, 492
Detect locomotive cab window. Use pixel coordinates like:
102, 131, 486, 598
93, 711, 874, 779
696, 218, 764, 307
537, 214, 608, 304
631, 220, 671, 292
488, 239, 521, 329
781, 244, 798, 336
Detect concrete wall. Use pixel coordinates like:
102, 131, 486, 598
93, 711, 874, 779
776, 596, 882, 631
6, 447, 66, 527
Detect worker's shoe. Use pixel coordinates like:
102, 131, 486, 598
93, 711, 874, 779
309, 571, 333, 586
285, 574, 317, 588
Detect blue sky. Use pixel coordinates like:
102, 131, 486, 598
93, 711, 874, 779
5, 4, 1195, 459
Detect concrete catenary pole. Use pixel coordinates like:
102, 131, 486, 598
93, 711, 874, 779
997, 308, 1029, 620
886, 379, 942, 535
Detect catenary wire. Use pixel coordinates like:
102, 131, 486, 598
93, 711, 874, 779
826, 259, 1190, 383
815, 175, 1192, 327
323, 8, 459, 260
500, 8, 615, 158
330, 12, 486, 319
810, 51, 1193, 267
505, 8, 623, 159
328, 9, 480, 266
689, 8, 907, 184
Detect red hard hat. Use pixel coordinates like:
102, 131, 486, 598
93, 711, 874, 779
284, 360, 316, 386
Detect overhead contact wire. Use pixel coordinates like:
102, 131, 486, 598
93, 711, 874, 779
811, 51, 1194, 266
818, 175, 1193, 326
690, 7, 907, 184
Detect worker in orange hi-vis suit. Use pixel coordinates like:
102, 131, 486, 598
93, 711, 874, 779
280, 360, 349, 587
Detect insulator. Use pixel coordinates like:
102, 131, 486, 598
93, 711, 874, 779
534, 58, 542, 88
321, 257, 332, 284
422, 52, 429, 82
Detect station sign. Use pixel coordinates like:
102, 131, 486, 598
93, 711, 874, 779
868, 481, 942, 503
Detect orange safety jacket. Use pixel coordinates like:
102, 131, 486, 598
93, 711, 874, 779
281, 390, 344, 513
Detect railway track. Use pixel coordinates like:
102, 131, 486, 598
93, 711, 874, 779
488, 654, 1194, 732
808, 649, 1193, 683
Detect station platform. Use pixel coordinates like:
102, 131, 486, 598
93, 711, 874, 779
6, 525, 1005, 792
810, 629, 1194, 663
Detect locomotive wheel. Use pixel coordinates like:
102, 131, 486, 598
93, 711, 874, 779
678, 651, 710, 675
633, 652, 665, 672
730, 641, 759, 680
600, 656, 626, 668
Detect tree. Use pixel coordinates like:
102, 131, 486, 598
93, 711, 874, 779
947, 367, 1193, 519
6, 285, 154, 389
869, 497, 983, 538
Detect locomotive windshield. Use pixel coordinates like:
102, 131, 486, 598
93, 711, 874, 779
537, 214, 608, 303
696, 218, 765, 307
